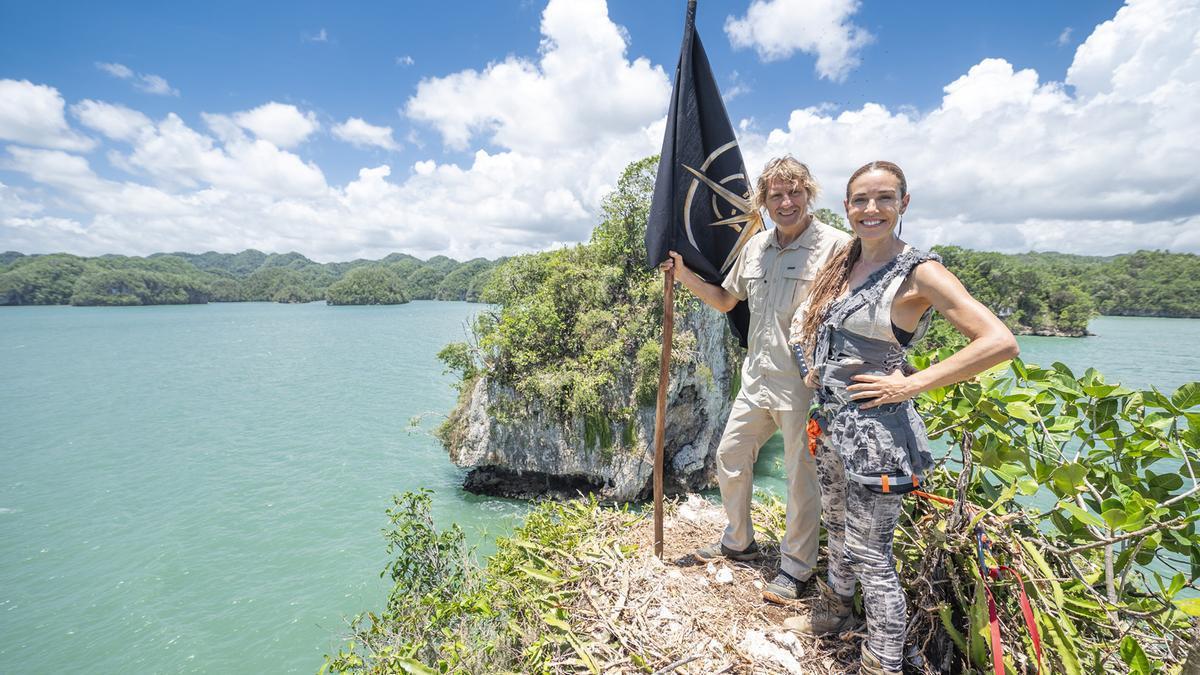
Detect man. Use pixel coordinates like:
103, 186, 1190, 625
661, 156, 850, 602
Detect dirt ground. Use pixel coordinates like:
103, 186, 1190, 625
567, 495, 867, 674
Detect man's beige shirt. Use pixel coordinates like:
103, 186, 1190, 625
722, 220, 851, 410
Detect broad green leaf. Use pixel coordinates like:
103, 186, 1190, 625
1183, 424, 1200, 450
1162, 572, 1186, 599
1144, 389, 1181, 414
1005, 401, 1039, 424
1145, 411, 1175, 433
1176, 597, 1200, 617
1052, 361, 1077, 379
1146, 470, 1184, 493
1011, 357, 1028, 380
1049, 463, 1088, 495
1119, 636, 1151, 675
1083, 382, 1120, 398
1047, 416, 1082, 433
1061, 501, 1105, 529
1125, 392, 1145, 415
1017, 477, 1041, 496
1001, 387, 1037, 403
976, 399, 1009, 425
1100, 508, 1127, 529
1172, 382, 1200, 410
397, 658, 438, 675
1050, 381, 1084, 400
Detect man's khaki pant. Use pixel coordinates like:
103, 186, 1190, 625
716, 390, 820, 580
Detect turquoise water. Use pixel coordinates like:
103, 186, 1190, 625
1, 307, 1197, 673
754, 316, 1200, 489
0, 302, 526, 673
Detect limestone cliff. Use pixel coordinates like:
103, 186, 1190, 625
441, 304, 740, 502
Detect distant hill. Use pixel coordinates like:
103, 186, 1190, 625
2, 246, 1196, 324
0, 249, 504, 307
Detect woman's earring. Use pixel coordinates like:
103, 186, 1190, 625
897, 216, 904, 237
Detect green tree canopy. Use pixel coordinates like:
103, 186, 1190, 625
326, 266, 410, 305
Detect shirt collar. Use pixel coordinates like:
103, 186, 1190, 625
768, 219, 821, 250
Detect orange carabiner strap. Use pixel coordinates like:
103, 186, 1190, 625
806, 418, 822, 456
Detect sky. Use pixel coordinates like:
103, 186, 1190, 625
1, 0, 1197, 262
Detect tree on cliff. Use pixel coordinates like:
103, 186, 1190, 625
441, 155, 667, 421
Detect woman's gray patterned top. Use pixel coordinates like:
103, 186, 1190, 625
796, 246, 941, 494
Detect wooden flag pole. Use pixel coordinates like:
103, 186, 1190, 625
654, 267, 674, 559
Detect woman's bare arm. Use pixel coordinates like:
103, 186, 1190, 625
848, 260, 1019, 408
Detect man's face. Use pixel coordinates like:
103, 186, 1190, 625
764, 178, 809, 230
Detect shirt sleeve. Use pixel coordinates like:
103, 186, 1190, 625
721, 244, 750, 301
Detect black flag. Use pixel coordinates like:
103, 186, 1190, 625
645, 0, 761, 347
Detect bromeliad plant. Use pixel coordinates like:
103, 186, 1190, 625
900, 352, 1200, 673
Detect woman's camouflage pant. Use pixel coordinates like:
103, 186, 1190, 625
814, 434, 906, 672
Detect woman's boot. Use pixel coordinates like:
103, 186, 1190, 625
782, 578, 859, 635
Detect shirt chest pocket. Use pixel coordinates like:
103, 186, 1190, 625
742, 261, 768, 313
778, 264, 817, 312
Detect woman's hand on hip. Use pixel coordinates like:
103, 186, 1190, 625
847, 369, 919, 408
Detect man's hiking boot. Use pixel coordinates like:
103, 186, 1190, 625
859, 642, 902, 675
782, 579, 860, 635
693, 540, 761, 562
763, 569, 807, 604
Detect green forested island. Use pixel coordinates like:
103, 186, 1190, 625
0, 249, 501, 307
1, 242, 1196, 333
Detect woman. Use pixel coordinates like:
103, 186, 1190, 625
785, 161, 1018, 675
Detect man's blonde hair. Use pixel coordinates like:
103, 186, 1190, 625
751, 156, 821, 212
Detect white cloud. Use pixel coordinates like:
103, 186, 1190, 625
332, 117, 399, 151
0, 80, 95, 152
96, 62, 134, 79
117, 112, 327, 196
405, 0, 668, 153
71, 100, 153, 142
724, 70, 751, 101
95, 62, 179, 96
305, 28, 329, 43
724, 0, 872, 82
4, 0, 1198, 261
136, 74, 179, 97
0, 0, 668, 261
396, 55, 415, 66
1057, 27, 1073, 46
229, 102, 319, 148
737, 0, 1200, 255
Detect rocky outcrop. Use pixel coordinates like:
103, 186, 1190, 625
443, 304, 740, 502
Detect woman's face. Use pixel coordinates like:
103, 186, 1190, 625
844, 169, 910, 242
